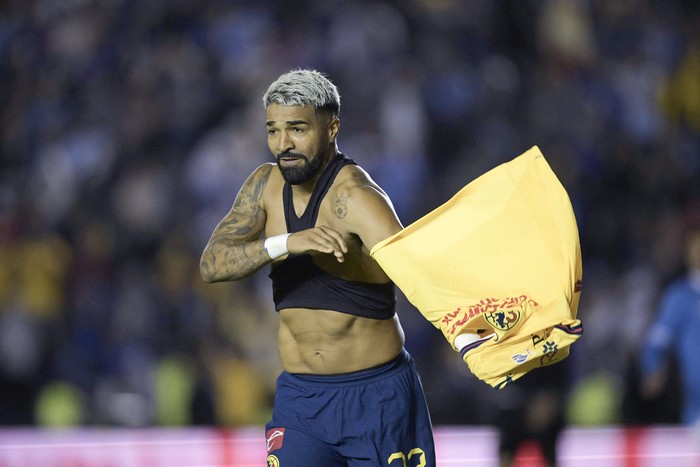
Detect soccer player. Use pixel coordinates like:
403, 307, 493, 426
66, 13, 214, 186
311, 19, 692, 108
200, 69, 435, 466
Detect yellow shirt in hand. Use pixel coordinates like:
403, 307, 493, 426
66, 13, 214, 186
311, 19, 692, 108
371, 146, 583, 388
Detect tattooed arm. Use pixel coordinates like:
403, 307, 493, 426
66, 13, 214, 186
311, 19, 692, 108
200, 162, 351, 282
200, 164, 274, 282
334, 166, 404, 252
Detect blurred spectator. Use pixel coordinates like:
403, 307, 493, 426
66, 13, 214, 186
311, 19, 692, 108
491, 364, 569, 467
659, 24, 700, 133
639, 227, 700, 426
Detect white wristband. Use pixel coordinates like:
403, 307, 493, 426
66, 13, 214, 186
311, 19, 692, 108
264, 233, 291, 260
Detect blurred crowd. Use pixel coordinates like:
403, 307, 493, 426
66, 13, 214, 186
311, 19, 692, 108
1, 0, 699, 429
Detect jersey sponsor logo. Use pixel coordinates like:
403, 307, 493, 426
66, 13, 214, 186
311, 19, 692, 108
532, 330, 562, 366
442, 295, 535, 336
266, 428, 285, 453
511, 349, 530, 364
542, 340, 558, 354
267, 454, 280, 467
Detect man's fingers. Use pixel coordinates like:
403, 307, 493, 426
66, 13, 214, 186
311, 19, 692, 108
287, 227, 347, 260
317, 226, 348, 253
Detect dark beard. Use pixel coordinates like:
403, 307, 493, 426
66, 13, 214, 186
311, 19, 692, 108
276, 151, 326, 185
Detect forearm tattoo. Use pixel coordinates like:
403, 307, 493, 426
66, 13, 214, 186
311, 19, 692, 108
201, 165, 273, 281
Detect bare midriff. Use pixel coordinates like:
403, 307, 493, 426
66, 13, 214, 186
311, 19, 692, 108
278, 308, 405, 374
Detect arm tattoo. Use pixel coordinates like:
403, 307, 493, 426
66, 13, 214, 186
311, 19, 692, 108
334, 191, 349, 219
332, 169, 385, 222
201, 165, 273, 281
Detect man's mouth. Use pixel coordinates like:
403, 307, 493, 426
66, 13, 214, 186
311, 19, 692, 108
278, 153, 306, 165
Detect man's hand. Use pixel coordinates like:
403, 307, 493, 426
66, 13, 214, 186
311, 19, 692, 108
288, 226, 348, 262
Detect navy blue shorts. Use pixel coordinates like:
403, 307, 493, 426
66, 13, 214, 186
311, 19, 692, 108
265, 349, 435, 467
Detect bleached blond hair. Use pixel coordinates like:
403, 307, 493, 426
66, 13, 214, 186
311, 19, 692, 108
262, 69, 340, 116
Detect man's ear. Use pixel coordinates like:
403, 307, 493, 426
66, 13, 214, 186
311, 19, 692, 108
328, 117, 340, 141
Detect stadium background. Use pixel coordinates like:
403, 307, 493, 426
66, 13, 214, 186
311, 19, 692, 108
1, 0, 699, 464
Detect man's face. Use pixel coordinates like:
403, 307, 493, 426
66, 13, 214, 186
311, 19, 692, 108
265, 104, 338, 185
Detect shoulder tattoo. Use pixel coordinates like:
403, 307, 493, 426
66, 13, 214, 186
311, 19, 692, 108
216, 165, 272, 239
334, 190, 349, 219
239, 164, 273, 207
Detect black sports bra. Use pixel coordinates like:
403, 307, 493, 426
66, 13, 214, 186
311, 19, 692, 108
268, 153, 396, 319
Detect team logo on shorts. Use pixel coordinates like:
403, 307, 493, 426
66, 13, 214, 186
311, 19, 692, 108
267, 455, 280, 467
266, 428, 286, 453
484, 309, 521, 332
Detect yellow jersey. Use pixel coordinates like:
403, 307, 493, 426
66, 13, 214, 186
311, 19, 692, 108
371, 146, 583, 388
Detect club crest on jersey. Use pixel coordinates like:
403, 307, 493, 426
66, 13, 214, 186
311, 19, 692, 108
267, 455, 280, 467
484, 309, 521, 332
266, 428, 286, 453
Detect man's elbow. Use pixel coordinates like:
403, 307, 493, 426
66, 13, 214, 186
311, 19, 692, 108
199, 256, 217, 283
200, 267, 214, 283
199, 260, 245, 283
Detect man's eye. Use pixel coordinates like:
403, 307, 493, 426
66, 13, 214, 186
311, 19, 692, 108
291, 127, 304, 133
268, 129, 277, 135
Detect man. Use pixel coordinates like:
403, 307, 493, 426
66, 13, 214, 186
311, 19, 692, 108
200, 69, 435, 466
640, 226, 700, 426
494, 363, 567, 467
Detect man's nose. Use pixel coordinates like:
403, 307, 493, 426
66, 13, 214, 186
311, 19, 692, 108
278, 132, 294, 152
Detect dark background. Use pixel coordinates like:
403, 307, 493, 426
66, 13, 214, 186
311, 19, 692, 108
1, 0, 698, 428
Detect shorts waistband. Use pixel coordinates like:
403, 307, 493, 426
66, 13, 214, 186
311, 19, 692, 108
285, 348, 410, 385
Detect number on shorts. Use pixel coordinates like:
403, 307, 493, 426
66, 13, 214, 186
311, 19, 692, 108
387, 448, 426, 467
